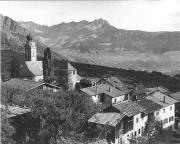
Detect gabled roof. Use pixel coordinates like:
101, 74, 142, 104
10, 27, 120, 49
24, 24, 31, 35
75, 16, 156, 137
1, 104, 31, 118
146, 86, 169, 93
68, 62, 77, 71
103, 86, 129, 98
2, 78, 43, 91
81, 84, 109, 96
137, 99, 162, 114
113, 101, 146, 117
97, 76, 124, 88
146, 91, 178, 107
2, 78, 61, 91
170, 92, 180, 102
88, 112, 125, 127
25, 61, 43, 76
81, 84, 129, 97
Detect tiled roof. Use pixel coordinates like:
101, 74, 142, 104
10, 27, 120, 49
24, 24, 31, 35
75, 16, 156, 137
2, 78, 43, 91
137, 99, 162, 114
146, 91, 178, 107
103, 86, 129, 98
25, 61, 43, 76
113, 101, 146, 117
81, 84, 109, 96
2, 78, 61, 91
103, 76, 124, 88
88, 112, 125, 127
1, 104, 31, 118
170, 92, 180, 102
146, 86, 169, 93
81, 84, 129, 97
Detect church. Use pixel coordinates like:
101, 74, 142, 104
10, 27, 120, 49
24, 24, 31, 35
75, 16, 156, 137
18, 34, 43, 82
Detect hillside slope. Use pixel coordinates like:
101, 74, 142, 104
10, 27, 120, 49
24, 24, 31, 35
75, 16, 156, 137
19, 18, 180, 74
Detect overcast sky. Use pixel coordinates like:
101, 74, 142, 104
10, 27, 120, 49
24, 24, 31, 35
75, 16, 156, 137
0, 0, 180, 31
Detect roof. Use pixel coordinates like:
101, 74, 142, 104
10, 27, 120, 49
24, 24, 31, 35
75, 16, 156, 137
134, 84, 147, 94
103, 86, 129, 98
146, 91, 178, 107
88, 112, 125, 127
25, 61, 43, 76
108, 76, 124, 87
137, 99, 162, 114
68, 62, 76, 71
2, 78, 61, 91
2, 78, 43, 91
81, 84, 109, 96
1, 104, 31, 118
81, 84, 129, 97
146, 86, 169, 93
87, 77, 99, 84
97, 76, 124, 88
113, 101, 146, 117
170, 92, 180, 102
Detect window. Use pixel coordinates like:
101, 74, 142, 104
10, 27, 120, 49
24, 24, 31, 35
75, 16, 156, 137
170, 106, 172, 111
127, 134, 129, 137
72, 70, 75, 75
136, 117, 139, 123
134, 131, 137, 136
163, 109, 165, 113
114, 98, 116, 103
138, 129, 141, 134
124, 94, 128, 101
169, 116, 174, 122
156, 111, 159, 116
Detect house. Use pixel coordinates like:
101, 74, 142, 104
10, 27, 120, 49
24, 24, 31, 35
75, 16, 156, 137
89, 101, 148, 144
88, 91, 177, 144
2, 78, 61, 92
146, 86, 169, 94
168, 92, 180, 129
94, 76, 125, 89
146, 91, 177, 129
81, 84, 130, 104
18, 34, 43, 82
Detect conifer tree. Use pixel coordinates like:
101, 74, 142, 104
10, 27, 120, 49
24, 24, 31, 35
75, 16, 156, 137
43, 47, 52, 82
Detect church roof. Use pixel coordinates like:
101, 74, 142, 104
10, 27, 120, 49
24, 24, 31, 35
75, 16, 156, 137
68, 62, 76, 71
25, 61, 43, 76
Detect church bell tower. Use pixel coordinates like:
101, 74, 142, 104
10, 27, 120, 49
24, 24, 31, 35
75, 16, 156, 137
25, 33, 37, 61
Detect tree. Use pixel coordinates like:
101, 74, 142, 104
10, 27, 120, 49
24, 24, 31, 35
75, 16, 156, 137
43, 47, 52, 83
130, 115, 162, 144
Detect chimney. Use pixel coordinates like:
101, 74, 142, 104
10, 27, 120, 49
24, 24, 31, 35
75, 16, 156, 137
108, 86, 111, 92
164, 96, 166, 103
96, 86, 98, 94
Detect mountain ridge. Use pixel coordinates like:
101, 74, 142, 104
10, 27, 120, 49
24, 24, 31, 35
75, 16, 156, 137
1, 14, 180, 74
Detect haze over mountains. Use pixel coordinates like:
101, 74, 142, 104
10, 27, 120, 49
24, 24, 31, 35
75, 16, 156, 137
1, 14, 180, 75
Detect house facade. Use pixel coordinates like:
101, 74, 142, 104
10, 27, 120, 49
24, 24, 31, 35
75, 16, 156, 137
88, 91, 177, 144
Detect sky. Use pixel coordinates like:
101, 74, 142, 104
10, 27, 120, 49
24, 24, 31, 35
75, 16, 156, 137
0, 0, 180, 31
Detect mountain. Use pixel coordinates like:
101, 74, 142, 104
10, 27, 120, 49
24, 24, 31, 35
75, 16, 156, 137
1, 14, 180, 75
0, 14, 65, 80
19, 18, 180, 74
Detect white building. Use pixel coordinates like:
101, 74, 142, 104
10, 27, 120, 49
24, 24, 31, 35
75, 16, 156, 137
81, 84, 130, 104
88, 91, 177, 144
19, 34, 43, 82
146, 91, 177, 129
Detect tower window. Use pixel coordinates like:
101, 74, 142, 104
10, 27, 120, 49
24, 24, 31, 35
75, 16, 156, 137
72, 70, 75, 75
